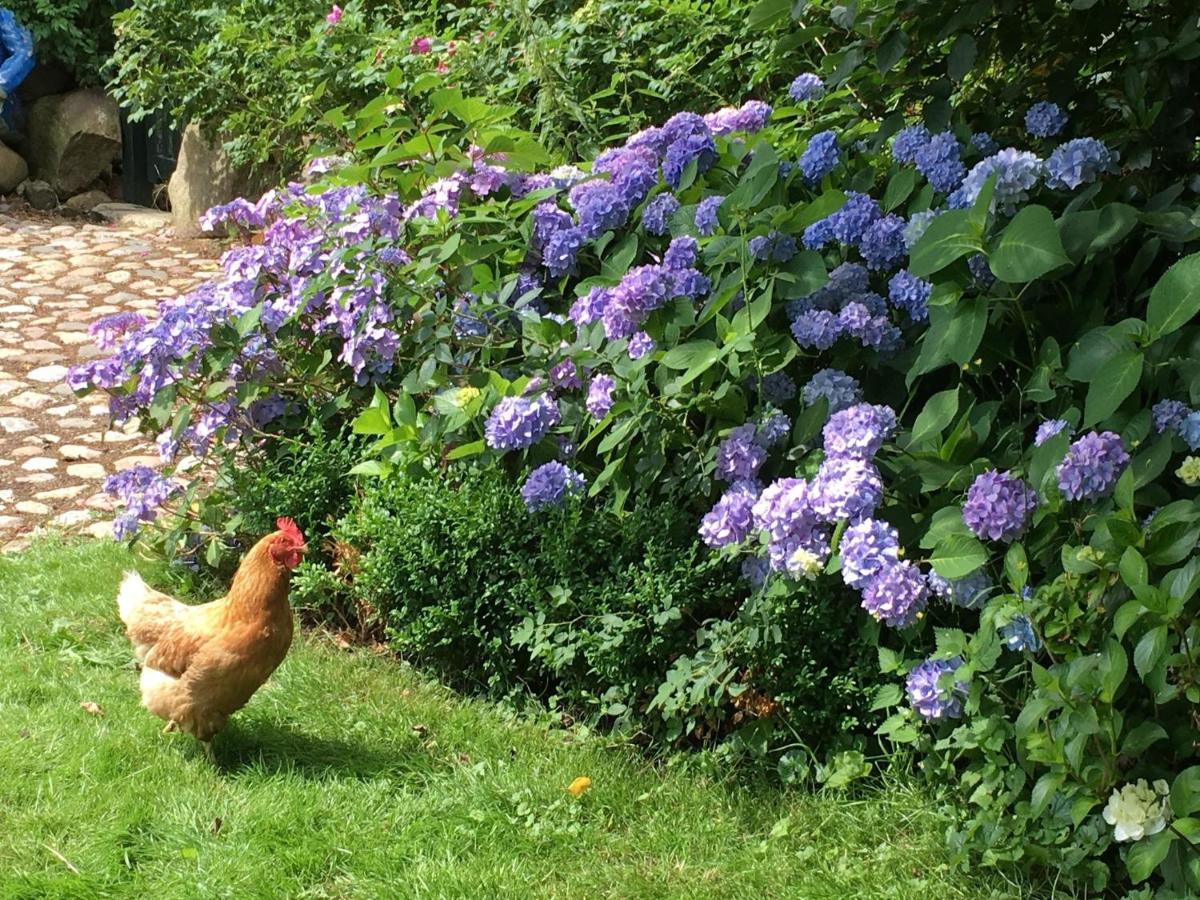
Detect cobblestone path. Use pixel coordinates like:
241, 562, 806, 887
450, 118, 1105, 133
0, 203, 220, 552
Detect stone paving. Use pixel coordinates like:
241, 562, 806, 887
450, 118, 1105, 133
0, 201, 220, 552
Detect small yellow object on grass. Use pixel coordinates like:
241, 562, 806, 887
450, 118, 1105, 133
567, 776, 592, 797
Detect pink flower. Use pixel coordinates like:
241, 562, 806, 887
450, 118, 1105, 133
325, 4, 342, 24
411, 36, 432, 54
446, 40, 458, 56
435, 59, 450, 74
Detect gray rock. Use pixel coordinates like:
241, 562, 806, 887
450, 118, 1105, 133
91, 202, 173, 230
17, 179, 57, 211
26, 89, 122, 197
0, 141, 28, 194
64, 189, 113, 213
167, 123, 253, 238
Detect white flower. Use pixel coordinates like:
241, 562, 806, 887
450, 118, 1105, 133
1102, 779, 1171, 842
786, 547, 825, 581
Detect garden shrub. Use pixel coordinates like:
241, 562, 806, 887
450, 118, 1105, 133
293, 466, 879, 749
8, 0, 118, 86
73, 0, 1200, 892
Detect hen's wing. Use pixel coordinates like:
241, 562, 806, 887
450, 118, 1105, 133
117, 571, 214, 671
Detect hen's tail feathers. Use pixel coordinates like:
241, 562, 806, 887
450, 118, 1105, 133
117, 570, 151, 627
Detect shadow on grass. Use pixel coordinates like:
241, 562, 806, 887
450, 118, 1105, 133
213, 718, 433, 781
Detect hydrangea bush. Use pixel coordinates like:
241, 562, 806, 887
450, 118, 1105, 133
72, 14, 1200, 894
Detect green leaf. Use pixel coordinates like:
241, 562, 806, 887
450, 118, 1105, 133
1172, 766, 1200, 816
907, 297, 988, 385
988, 206, 1071, 283
1098, 638, 1127, 703
1119, 547, 1149, 588
906, 387, 959, 448
347, 460, 388, 477
883, 168, 916, 212
869, 683, 902, 711
947, 33, 977, 81
1004, 542, 1029, 592
602, 233, 639, 279
236, 303, 263, 338
1083, 351, 1142, 425
908, 210, 979, 277
727, 144, 779, 209
660, 340, 721, 371
1121, 721, 1168, 756
446, 440, 484, 460
1134, 624, 1170, 678
931, 533, 988, 579
1147, 251, 1200, 338
1030, 772, 1063, 817
747, 0, 790, 27
875, 29, 908, 72
351, 406, 391, 436
1126, 830, 1172, 884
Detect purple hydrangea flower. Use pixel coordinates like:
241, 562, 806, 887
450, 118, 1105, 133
861, 561, 929, 628
88, 312, 147, 350
741, 555, 770, 587
1179, 412, 1200, 451
800, 131, 840, 182
104, 465, 181, 539
549, 358, 581, 390
789, 73, 825, 102
839, 518, 900, 588
642, 193, 681, 235
749, 230, 798, 263
756, 413, 791, 448
628, 331, 655, 359
716, 424, 769, 482
859, 214, 908, 271
751, 477, 831, 575
1034, 419, 1070, 446
970, 132, 999, 156
664, 235, 698, 270
1056, 431, 1130, 501
1001, 614, 1041, 652
704, 100, 772, 136
802, 368, 862, 413
569, 286, 610, 327
822, 403, 897, 460
811, 457, 884, 523
962, 470, 1037, 542
927, 569, 992, 610
914, 131, 966, 193
602, 264, 674, 339
887, 270, 932, 321
1152, 399, 1189, 434
951, 149, 1044, 212
791, 309, 843, 349
521, 462, 586, 511
568, 179, 630, 238
1025, 101, 1067, 138
485, 394, 561, 451
699, 481, 759, 548
758, 371, 797, 405
906, 657, 965, 719
663, 132, 718, 189
695, 195, 725, 236
1045, 138, 1117, 190
891, 125, 932, 164
586, 374, 616, 420
543, 226, 585, 277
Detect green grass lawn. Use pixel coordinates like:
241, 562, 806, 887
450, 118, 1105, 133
0, 539, 1027, 899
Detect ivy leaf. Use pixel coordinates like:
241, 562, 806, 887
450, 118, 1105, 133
908, 210, 979, 277
988, 205, 1071, 283
1147, 251, 1200, 338
1082, 350, 1143, 426
931, 533, 988, 579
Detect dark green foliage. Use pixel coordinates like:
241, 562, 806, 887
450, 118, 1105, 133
293, 467, 883, 753
8, 0, 118, 85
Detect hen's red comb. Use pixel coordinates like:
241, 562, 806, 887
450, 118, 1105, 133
275, 516, 305, 545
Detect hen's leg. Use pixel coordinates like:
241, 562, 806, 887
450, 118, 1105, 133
201, 740, 215, 763
162, 719, 179, 734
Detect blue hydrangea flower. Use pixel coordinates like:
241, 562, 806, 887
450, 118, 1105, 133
663, 132, 717, 189
963, 470, 1037, 542
716, 424, 768, 482
887, 270, 932, 321
485, 394, 561, 451
1178, 412, 1200, 450
756, 413, 791, 448
699, 481, 758, 548
1056, 431, 1130, 501
1001, 614, 1041, 652
791, 309, 843, 349
830, 192, 882, 247
859, 214, 908, 271
749, 230, 798, 263
914, 131, 966, 194
704, 100, 772, 136
970, 132, 999, 155
789, 73, 825, 102
1025, 101, 1067, 138
531, 201, 573, 250
903, 210, 940, 250
822, 403, 897, 460
758, 371, 797, 405
927, 569, 992, 610
802, 216, 836, 250
741, 555, 770, 587
694, 195, 725, 236
521, 462, 586, 511
569, 286, 610, 327
951, 149, 1044, 212
1045, 138, 1117, 190
586, 374, 616, 420
569, 179, 630, 238
104, 465, 181, 539
839, 518, 900, 588
1152, 399, 1190, 434
800, 131, 840, 182
906, 657, 965, 719
891, 124, 932, 164
543, 226, 586, 277
811, 457, 884, 524
663, 235, 698, 270
628, 331, 655, 360
829, 262, 870, 293
968, 253, 995, 287
861, 561, 929, 628
1034, 419, 1070, 446
802, 368, 862, 413
642, 193, 680, 235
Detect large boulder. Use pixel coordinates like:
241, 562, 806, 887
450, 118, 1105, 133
0, 140, 28, 193
25, 89, 122, 197
168, 123, 253, 239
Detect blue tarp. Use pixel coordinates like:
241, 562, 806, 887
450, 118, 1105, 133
0, 9, 35, 135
